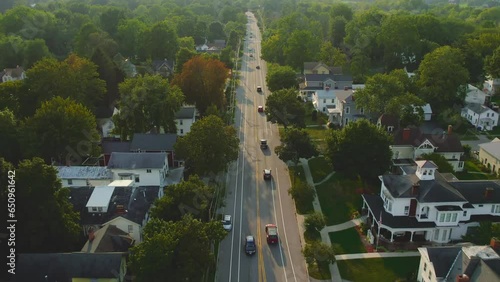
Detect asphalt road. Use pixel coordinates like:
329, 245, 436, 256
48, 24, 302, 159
215, 12, 308, 282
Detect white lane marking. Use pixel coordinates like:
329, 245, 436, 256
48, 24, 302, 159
271, 176, 288, 282
276, 168, 298, 282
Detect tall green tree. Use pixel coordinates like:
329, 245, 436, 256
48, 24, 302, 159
151, 175, 214, 222
485, 46, 500, 78
265, 88, 306, 128
144, 20, 179, 61
284, 30, 321, 71
116, 18, 148, 57
274, 127, 318, 165
266, 64, 297, 92
113, 74, 184, 140
329, 16, 347, 47
129, 215, 226, 282
319, 41, 347, 68
91, 48, 126, 107
304, 212, 327, 233
207, 21, 225, 42
174, 115, 239, 177
303, 241, 336, 271
21, 97, 100, 164
417, 46, 469, 112
22, 39, 52, 69
326, 119, 392, 180
99, 7, 126, 36
0, 109, 20, 164
175, 47, 197, 74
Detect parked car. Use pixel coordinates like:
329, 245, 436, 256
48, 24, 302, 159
257, 86, 262, 92
256, 65, 260, 69
244, 235, 256, 255
258, 106, 264, 112
263, 169, 271, 180
265, 224, 278, 244
222, 215, 232, 231
260, 139, 268, 149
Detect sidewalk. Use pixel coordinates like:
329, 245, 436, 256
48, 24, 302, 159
335, 251, 420, 261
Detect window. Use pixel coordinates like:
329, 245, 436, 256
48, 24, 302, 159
429, 272, 432, 280
452, 213, 457, 222
180, 129, 184, 134
135, 175, 140, 183
147, 169, 152, 173
404, 206, 409, 215
479, 204, 484, 207
323, 99, 326, 103
491, 205, 500, 214
331, 99, 335, 103
423, 170, 427, 175
92, 207, 97, 212
98, 207, 103, 212
179, 119, 183, 125
442, 229, 448, 241
463, 211, 467, 217
388, 126, 394, 132
459, 162, 464, 168
434, 230, 439, 241
429, 170, 433, 175
67, 179, 73, 185
445, 213, 451, 222
388, 202, 392, 212
345, 118, 349, 125
360, 108, 364, 114
345, 107, 350, 114
128, 225, 133, 233
424, 263, 427, 272
440, 214, 445, 222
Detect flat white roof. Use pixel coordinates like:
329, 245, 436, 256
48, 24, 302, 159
108, 180, 134, 187
86, 186, 115, 208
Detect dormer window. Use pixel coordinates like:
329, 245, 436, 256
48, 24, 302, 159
429, 170, 433, 175
423, 170, 427, 175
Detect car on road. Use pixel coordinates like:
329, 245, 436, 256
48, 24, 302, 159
258, 105, 264, 112
222, 215, 232, 231
250, 54, 253, 57
256, 65, 260, 69
244, 235, 256, 255
260, 139, 268, 149
265, 224, 278, 244
257, 86, 262, 92
263, 169, 271, 180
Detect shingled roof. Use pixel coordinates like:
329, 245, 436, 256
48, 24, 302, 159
107, 152, 167, 169
393, 127, 464, 153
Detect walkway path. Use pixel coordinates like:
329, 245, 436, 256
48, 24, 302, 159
298, 158, 420, 282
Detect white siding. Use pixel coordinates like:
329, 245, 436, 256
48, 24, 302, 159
176, 118, 195, 136
104, 218, 142, 243
391, 146, 414, 159
111, 168, 166, 186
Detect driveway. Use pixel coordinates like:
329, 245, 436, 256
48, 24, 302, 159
461, 134, 490, 151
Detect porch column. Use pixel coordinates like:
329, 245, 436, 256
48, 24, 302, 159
390, 231, 394, 242
410, 231, 414, 242
362, 200, 366, 209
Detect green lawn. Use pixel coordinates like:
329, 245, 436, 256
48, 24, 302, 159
336, 257, 420, 282
455, 161, 497, 180
315, 173, 364, 225
288, 165, 314, 214
329, 228, 366, 254
308, 156, 333, 183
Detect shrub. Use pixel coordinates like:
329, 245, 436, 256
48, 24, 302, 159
311, 110, 318, 121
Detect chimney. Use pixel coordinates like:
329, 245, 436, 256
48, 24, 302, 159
490, 237, 500, 251
448, 125, 453, 135
412, 183, 420, 196
456, 274, 470, 282
403, 128, 411, 141
485, 187, 494, 199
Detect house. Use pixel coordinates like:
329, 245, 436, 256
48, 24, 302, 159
338, 91, 375, 126
362, 160, 500, 250
465, 84, 489, 105
1, 66, 26, 83
195, 39, 226, 54
107, 152, 169, 187
56, 166, 113, 187
95, 105, 119, 138
418, 103, 433, 121
101, 141, 131, 166
14, 252, 128, 282
461, 103, 499, 131
391, 126, 465, 172
101, 216, 142, 244
378, 114, 399, 133
152, 59, 175, 78
130, 133, 177, 167
113, 53, 137, 78
484, 78, 500, 95
81, 224, 135, 253
478, 138, 500, 174
417, 244, 500, 282
300, 73, 353, 100
175, 106, 197, 136
303, 62, 342, 75
311, 87, 342, 115
86, 185, 116, 214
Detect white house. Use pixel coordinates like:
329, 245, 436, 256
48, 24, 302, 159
417, 244, 500, 282
391, 126, 465, 172
362, 160, 500, 247
175, 106, 197, 136
0, 66, 26, 83
419, 104, 433, 121
465, 84, 489, 105
96, 107, 119, 138
461, 103, 499, 131
300, 73, 353, 100
86, 186, 115, 213
107, 152, 169, 187
56, 166, 113, 187
479, 138, 500, 174
311, 87, 340, 114
102, 216, 143, 244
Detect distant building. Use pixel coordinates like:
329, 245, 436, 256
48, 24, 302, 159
0, 66, 26, 83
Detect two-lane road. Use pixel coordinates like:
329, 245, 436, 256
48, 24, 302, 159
215, 12, 308, 282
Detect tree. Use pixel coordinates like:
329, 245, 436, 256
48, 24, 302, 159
288, 179, 316, 214
113, 74, 184, 140
5, 158, 80, 252
151, 175, 214, 222
21, 97, 100, 164
174, 115, 239, 177
303, 241, 336, 270
22, 39, 52, 69
172, 56, 229, 115
419, 153, 454, 173
207, 21, 225, 42
319, 41, 347, 68
265, 88, 306, 128
485, 46, 500, 78
261, 33, 285, 65
91, 48, 126, 107
329, 16, 347, 47
24, 54, 106, 117
175, 47, 196, 74
99, 7, 126, 36
304, 212, 327, 233
116, 19, 148, 57
284, 30, 321, 71
0, 109, 20, 164
274, 127, 318, 165
144, 20, 179, 61
0, 36, 23, 68
129, 215, 226, 282
462, 221, 500, 245
0, 80, 23, 116
326, 119, 392, 180
266, 64, 297, 92
417, 46, 469, 112
178, 36, 195, 50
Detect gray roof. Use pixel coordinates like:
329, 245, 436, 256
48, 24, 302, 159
451, 181, 500, 204
425, 247, 462, 278
305, 74, 353, 83
14, 253, 126, 281
130, 133, 177, 151
101, 141, 131, 155
56, 166, 112, 180
479, 139, 500, 160
464, 103, 491, 114
107, 152, 167, 169
175, 106, 196, 119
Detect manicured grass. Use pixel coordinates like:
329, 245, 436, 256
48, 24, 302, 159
455, 161, 497, 180
304, 126, 330, 140
315, 173, 364, 225
288, 165, 314, 214
336, 257, 419, 282
329, 228, 366, 255
308, 156, 333, 183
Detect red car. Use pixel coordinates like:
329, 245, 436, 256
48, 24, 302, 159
258, 106, 264, 112
265, 224, 278, 244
